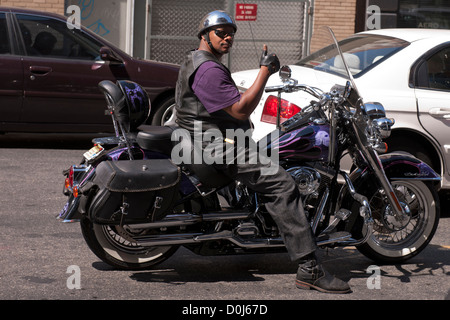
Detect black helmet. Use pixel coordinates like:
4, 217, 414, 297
116, 80, 150, 132
197, 10, 237, 39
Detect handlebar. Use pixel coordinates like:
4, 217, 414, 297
265, 83, 323, 99
264, 85, 287, 93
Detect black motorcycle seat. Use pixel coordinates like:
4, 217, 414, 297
136, 125, 175, 155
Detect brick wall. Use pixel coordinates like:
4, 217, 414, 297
0, 0, 65, 14
311, 0, 357, 53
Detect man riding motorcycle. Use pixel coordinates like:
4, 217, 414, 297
174, 10, 351, 294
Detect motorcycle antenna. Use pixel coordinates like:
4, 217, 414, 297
238, 0, 260, 66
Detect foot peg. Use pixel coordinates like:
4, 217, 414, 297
322, 209, 351, 233
316, 231, 352, 246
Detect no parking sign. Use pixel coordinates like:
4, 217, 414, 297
235, 3, 258, 21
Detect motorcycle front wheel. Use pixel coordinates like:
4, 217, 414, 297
356, 180, 440, 264
80, 217, 179, 270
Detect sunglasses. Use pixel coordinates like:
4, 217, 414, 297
213, 29, 235, 39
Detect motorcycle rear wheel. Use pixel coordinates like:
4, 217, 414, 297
80, 217, 179, 270
356, 180, 440, 264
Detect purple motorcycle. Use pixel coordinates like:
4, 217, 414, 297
57, 28, 440, 269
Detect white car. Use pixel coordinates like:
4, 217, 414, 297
232, 28, 450, 190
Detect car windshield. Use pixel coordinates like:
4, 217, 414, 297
296, 34, 410, 78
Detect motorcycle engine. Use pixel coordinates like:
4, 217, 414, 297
286, 166, 321, 196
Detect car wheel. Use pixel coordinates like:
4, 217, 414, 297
151, 96, 176, 126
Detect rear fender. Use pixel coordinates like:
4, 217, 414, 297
57, 196, 81, 223
57, 165, 95, 223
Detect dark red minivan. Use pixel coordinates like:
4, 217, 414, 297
0, 7, 179, 133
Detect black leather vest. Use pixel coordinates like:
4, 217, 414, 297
175, 50, 250, 134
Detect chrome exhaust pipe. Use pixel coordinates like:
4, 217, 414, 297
135, 229, 285, 249
135, 232, 204, 246
125, 211, 251, 230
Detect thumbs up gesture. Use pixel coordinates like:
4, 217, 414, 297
260, 44, 280, 75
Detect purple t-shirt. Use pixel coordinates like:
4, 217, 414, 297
191, 61, 241, 114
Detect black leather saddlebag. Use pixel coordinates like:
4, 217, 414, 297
89, 159, 180, 224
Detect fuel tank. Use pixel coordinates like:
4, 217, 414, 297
265, 124, 330, 161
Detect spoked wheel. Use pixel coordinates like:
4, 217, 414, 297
356, 180, 440, 264
80, 217, 178, 270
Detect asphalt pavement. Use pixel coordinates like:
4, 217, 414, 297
0, 133, 449, 308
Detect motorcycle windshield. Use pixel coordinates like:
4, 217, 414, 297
307, 28, 358, 90
298, 29, 408, 80
305, 26, 365, 114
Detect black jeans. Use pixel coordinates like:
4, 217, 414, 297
214, 143, 317, 262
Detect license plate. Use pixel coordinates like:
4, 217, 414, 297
83, 144, 104, 161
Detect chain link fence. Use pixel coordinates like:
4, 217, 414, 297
148, 0, 311, 72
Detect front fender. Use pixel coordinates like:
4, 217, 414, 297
379, 151, 441, 182
338, 151, 440, 235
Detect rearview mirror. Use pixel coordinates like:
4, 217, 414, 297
99, 46, 123, 64
279, 65, 292, 83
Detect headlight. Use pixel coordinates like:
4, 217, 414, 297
359, 102, 394, 153
372, 117, 395, 139
363, 102, 386, 119
363, 102, 394, 138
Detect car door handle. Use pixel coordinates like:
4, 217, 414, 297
29, 66, 52, 76
429, 107, 450, 119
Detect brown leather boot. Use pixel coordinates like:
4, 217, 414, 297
296, 254, 351, 294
